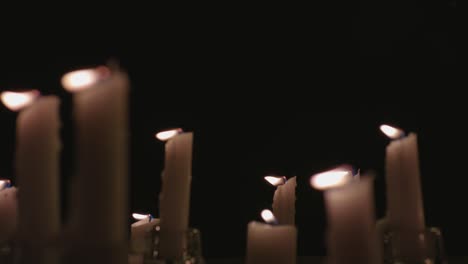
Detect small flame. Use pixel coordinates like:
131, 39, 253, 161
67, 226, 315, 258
0, 179, 11, 190
310, 167, 353, 190
261, 209, 277, 224
380, 124, 404, 139
1, 90, 40, 111
264, 176, 287, 186
155, 128, 183, 141
61, 66, 110, 92
132, 213, 151, 221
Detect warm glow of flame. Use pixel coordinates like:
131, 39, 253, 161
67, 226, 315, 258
0, 179, 11, 190
61, 66, 110, 92
132, 213, 151, 220
155, 128, 183, 141
261, 209, 277, 224
264, 176, 286, 186
310, 168, 352, 190
380, 124, 404, 139
0, 90, 40, 111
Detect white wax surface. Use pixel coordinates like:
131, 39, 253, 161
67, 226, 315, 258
15, 96, 61, 241
272, 176, 296, 225
324, 177, 382, 264
158, 132, 193, 259
70, 71, 129, 245
0, 187, 17, 241
246, 221, 297, 264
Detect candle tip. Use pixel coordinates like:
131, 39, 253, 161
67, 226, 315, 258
380, 124, 405, 139
264, 176, 287, 186
0, 90, 40, 111
132, 213, 152, 221
261, 209, 278, 224
310, 166, 353, 190
61, 66, 110, 92
155, 128, 183, 141
0, 179, 12, 190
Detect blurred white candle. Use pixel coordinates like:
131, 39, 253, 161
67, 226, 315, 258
156, 129, 193, 259
130, 213, 160, 254
0, 184, 17, 242
381, 125, 425, 230
246, 209, 297, 264
381, 125, 425, 259
14, 96, 61, 244
62, 67, 129, 263
265, 176, 296, 225
311, 167, 382, 264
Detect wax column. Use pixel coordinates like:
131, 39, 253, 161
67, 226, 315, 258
15, 95, 61, 264
246, 209, 297, 264
130, 213, 160, 254
0, 180, 17, 243
381, 125, 425, 259
310, 167, 382, 264
62, 67, 129, 264
265, 176, 296, 225
156, 129, 193, 260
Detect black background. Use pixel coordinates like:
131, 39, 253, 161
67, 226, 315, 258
0, 2, 460, 258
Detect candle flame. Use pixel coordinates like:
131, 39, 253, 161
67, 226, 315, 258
155, 128, 183, 141
0, 179, 11, 190
310, 167, 353, 190
380, 124, 404, 139
132, 213, 151, 221
0, 90, 40, 111
61, 66, 110, 92
264, 176, 287, 186
261, 209, 277, 224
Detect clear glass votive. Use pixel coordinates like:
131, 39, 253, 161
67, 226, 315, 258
381, 227, 447, 264
130, 225, 205, 264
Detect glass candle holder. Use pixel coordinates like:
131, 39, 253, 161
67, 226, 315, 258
381, 227, 447, 264
129, 225, 205, 264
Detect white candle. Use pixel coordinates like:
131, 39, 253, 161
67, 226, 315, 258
5, 94, 62, 264
0, 185, 17, 242
310, 167, 382, 264
62, 67, 129, 263
130, 213, 160, 254
381, 125, 425, 259
156, 129, 193, 259
265, 176, 296, 225
246, 210, 297, 264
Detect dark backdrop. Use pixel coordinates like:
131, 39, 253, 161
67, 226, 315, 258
0, 2, 460, 258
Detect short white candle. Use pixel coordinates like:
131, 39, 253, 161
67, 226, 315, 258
130, 213, 160, 254
311, 167, 382, 264
0, 184, 17, 242
156, 129, 193, 259
246, 209, 297, 264
265, 176, 296, 225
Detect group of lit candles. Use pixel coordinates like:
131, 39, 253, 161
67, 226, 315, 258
0, 65, 428, 264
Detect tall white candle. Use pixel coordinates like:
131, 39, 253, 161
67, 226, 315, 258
62, 67, 129, 263
265, 176, 296, 225
0, 185, 17, 242
381, 125, 425, 259
130, 213, 160, 254
311, 167, 382, 264
246, 210, 297, 264
156, 129, 193, 260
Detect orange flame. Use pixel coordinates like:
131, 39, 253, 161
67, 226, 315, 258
61, 66, 110, 92
155, 128, 183, 141
380, 124, 404, 139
